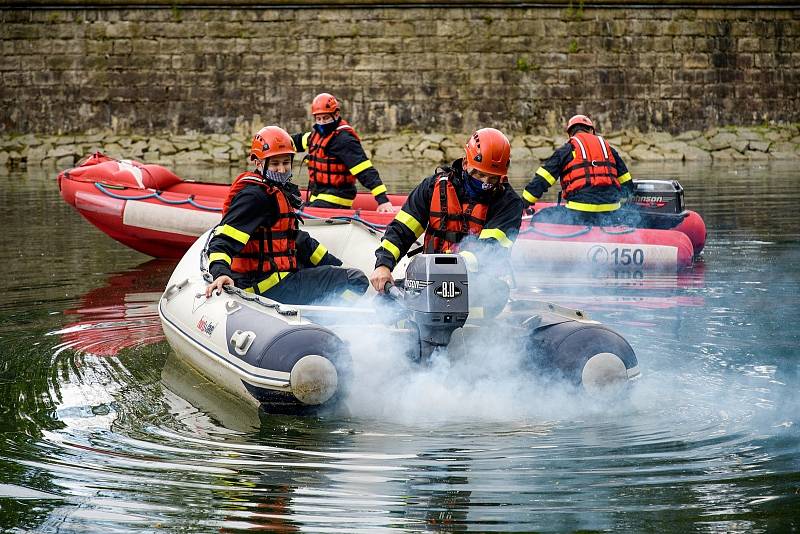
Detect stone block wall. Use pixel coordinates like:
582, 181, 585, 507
1, 2, 798, 136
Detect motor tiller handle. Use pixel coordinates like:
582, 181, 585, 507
384, 281, 404, 301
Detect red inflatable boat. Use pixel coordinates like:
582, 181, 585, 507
57, 153, 705, 270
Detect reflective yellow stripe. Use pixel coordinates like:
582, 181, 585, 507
395, 209, 424, 238
309, 244, 327, 265
216, 224, 249, 244
535, 167, 557, 185
301, 132, 311, 151
522, 190, 539, 204
309, 193, 354, 207
208, 252, 232, 265
478, 228, 513, 248
617, 171, 632, 184
349, 159, 373, 175
459, 251, 479, 272
565, 200, 621, 212
370, 184, 387, 196
253, 271, 291, 294
380, 239, 401, 260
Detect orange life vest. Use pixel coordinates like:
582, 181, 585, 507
561, 132, 621, 197
306, 120, 360, 189
222, 172, 299, 276
424, 173, 489, 253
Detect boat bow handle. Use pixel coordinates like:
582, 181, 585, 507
163, 278, 190, 301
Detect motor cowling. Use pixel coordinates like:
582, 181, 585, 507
631, 179, 685, 214
403, 254, 470, 347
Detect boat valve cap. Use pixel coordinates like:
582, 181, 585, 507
290, 354, 339, 405
581, 352, 629, 395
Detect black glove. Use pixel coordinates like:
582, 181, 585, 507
281, 182, 304, 209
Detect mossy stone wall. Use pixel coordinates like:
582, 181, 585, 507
1, 2, 798, 135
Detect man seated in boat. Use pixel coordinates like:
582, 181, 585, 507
204, 126, 369, 305
369, 128, 524, 314
291, 92, 396, 213
521, 114, 635, 226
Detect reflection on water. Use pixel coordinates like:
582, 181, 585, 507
0, 161, 798, 532
52, 260, 174, 357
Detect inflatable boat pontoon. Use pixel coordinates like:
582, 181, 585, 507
59, 153, 705, 270
158, 221, 641, 411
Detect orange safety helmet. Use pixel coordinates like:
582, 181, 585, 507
464, 128, 511, 176
566, 114, 595, 133
311, 93, 339, 115
249, 126, 296, 161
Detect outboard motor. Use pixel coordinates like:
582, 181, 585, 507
388, 254, 640, 393
631, 179, 685, 214
399, 254, 470, 359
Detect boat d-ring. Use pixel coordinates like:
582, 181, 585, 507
230, 330, 256, 356
163, 278, 189, 301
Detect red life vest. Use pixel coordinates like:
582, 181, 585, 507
306, 120, 360, 189
561, 132, 621, 197
424, 173, 490, 254
222, 172, 299, 276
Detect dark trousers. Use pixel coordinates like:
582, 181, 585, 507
261, 266, 368, 305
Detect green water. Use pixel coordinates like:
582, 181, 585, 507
0, 160, 798, 532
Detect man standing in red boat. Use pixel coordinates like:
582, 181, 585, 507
205, 126, 369, 304
292, 92, 395, 213
369, 128, 523, 314
521, 114, 634, 225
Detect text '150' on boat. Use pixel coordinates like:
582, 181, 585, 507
158, 219, 641, 413
58, 152, 705, 271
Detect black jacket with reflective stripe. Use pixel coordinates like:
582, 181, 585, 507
375, 159, 523, 271
292, 129, 389, 205
207, 183, 342, 286
524, 142, 633, 206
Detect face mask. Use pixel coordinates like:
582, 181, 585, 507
262, 168, 293, 185
313, 117, 340, 137
462, 170, 495, 199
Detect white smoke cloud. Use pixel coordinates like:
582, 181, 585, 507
333, 304, 620, 425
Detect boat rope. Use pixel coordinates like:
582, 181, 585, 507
198, 228, 298, 317
95, 182, 223, 212
519, 225, 593, 239
296, 210, 388, 231
220, 285, 299, 317
94, 183, 390, 227
599, 226, 637, 235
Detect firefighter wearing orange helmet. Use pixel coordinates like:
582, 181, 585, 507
521, 114, 634, 224
292, 93, 395, 213
205, 126, 368, 304
370, 127, 523, 294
